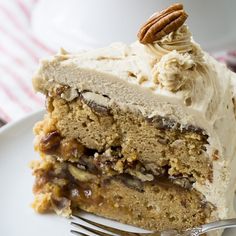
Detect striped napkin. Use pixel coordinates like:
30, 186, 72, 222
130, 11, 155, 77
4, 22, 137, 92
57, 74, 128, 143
0, 0, 55, 122
0, 0, 235, 124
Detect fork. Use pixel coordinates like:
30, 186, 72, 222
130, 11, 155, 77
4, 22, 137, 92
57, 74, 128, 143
70, 214, 236, 236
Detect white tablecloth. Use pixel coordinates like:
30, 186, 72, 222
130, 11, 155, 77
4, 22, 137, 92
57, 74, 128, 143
0, 0, 55, 122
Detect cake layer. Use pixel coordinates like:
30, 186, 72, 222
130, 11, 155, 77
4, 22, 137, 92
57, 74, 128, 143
31, 156, 213, 231
34, 93, 212, 184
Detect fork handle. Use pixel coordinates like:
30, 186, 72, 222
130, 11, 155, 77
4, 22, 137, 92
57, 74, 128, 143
200, 218, 236, 234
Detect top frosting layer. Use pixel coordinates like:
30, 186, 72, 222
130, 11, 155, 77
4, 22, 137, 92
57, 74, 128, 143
33, 25, 234, 127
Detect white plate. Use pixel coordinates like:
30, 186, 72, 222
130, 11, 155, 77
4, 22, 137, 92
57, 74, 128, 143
0, 110, 235, 235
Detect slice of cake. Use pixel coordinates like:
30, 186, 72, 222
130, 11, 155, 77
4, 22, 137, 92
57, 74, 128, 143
31, 3, 236, 234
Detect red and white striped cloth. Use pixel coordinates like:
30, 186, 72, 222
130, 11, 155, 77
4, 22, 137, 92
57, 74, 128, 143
0, 0, 235, 123
0, 0, 55, 122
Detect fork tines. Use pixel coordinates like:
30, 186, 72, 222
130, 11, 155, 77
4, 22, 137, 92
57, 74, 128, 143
70, 214, 142, 236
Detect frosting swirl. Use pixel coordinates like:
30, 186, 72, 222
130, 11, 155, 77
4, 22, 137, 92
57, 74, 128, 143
152, 50, 195, 92
146, 25, 193, 60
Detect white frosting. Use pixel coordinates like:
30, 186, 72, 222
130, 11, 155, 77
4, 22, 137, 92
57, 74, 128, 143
33, 28, 236, 224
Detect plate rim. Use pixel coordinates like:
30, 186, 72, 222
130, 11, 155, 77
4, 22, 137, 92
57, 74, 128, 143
0, 109, 44, 135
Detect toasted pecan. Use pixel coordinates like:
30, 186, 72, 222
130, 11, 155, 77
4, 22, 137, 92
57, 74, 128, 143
138, 3, 188, 44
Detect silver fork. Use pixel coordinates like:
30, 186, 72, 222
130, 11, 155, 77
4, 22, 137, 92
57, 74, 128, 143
70, 214, 236, 236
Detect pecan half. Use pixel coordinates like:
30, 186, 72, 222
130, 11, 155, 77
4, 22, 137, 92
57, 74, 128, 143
137, 3, 188, 44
